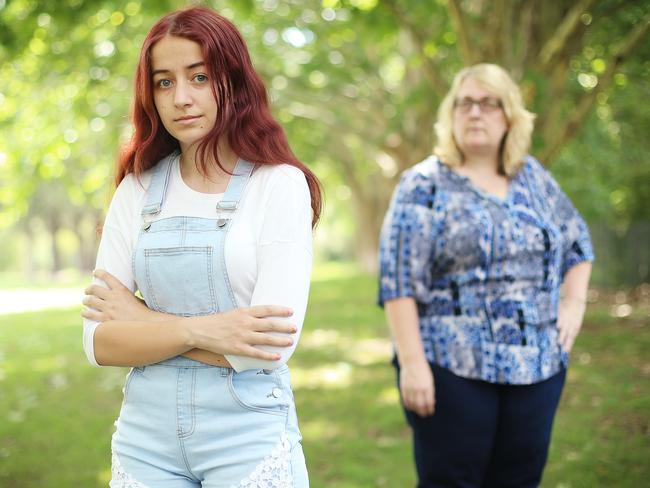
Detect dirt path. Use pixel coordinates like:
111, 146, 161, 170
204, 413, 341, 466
0, 288, 82, 315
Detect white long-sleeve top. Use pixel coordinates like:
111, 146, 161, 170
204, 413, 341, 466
82, 156, 313, 372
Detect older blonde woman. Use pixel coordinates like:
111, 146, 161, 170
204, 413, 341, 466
379, 64, 593, 487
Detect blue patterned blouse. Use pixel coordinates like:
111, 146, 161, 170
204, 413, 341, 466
378, 156, 594, 385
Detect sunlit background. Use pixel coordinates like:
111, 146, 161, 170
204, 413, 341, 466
1, 0, 649, 486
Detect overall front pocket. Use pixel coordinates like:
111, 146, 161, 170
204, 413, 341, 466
144, 246, 217, 316
228, 367, 291, 416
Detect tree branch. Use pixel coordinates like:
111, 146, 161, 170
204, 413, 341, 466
538, 0, 597, 72
273, 76, 389, 145
512, 0, 535, 79
335, 151, 367, 204
541, 13, 650, 164
447, 0, 475, 65
499, 0, 516, 68
484, 0, 507, 62
383, 0, 448, 97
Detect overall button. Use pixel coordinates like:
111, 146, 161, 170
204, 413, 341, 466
271, 388, 283, 398
217, 218, 228, 228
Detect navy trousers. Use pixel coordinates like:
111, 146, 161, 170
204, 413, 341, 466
395, 361, 566, 488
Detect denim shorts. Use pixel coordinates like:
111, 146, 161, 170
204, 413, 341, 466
111, 357, 307, 487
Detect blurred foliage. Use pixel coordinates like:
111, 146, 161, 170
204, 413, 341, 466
0, 0, 649, 280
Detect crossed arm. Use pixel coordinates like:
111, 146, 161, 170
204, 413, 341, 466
82, 269, 296, 368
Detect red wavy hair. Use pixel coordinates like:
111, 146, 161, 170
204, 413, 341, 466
116, 6, 322, 225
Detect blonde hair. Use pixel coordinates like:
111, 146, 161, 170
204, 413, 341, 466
434, 63, 535, 176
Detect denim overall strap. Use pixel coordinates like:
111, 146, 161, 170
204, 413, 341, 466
213, 159, 255, 311
141, 152, 176, 221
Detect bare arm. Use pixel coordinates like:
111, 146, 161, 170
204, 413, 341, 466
384, 297, 435, 417
385, 297, 427, 366
83, 270, 296, 367
91, 306, 231, 367
562, 261, 592, 302
558, 261, 592, 352
93, 318, 190, 366
83, 275, 231, 367
89, 306, 295, 367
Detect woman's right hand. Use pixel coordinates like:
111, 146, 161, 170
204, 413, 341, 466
82, 269, 155, 323
181, 305, 297, 361
400, 359, 436, 417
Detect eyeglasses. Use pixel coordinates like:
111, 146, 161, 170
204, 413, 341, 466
454, 97, 503, 113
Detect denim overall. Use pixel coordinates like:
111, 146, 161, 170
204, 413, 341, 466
110, 154, 308, 488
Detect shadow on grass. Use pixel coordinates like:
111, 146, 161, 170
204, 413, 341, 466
0, 273, 648, 487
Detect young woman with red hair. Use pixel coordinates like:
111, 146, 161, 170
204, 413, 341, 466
81, 6, 320, 487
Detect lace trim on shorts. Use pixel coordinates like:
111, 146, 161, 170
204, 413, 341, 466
110, 451, 151, 488
233, 432, 294, 488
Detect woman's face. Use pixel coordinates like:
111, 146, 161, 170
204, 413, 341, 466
452, 77, 508, 160
151, 36, 218, 152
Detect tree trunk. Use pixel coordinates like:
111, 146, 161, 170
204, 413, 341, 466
22, 224, 35, 282
75, 214, 101, 272
351, 190, 385, 274
47, 216, 62, 275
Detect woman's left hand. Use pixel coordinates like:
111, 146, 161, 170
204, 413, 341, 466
82, 270, 153, 322
557, 297, 587, 353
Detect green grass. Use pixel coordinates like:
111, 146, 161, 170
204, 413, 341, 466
0, 271, 648, 487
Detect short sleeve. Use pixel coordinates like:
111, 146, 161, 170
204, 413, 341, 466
378, 170, 436, 306
536, 161, 595, 276
225, 166, 313, 372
